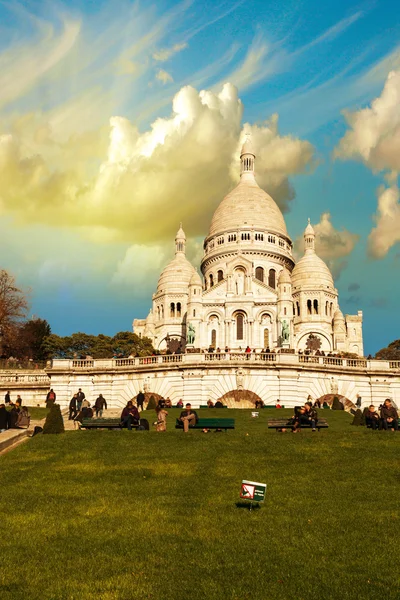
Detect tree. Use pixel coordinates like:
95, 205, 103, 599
17, 318, 51, 361
375, 339, 400, 360
0, 270, 29, 355
43, 403, 65, 434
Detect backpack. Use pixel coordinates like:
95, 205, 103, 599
32, 426, 43, 437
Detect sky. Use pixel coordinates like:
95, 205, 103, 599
0, 0, 400, 355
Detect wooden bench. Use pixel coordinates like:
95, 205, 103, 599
268, 418, 328, 432
80, 418, 148, 430
175, 418, 235, 431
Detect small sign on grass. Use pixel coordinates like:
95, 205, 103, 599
251, 411, 259, 418
240, 480, 267, 503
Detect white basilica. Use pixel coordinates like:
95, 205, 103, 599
133, 139, 364, 356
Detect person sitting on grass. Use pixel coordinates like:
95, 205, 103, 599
365, 405, 380, 430
380, 399, 399, 431
155, 405, 168, 432
214, 400, 224, 408
255, 400, 264, 409
207, 400, 214, 408
120, 401, 140, 430
292, 402, 318, 432
176, 398, 184, 408
179, 403, 198, 432
9, 401, 21, 429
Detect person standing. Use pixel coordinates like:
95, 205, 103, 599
76, 389, 85, 411
94, 394, 107, 418
136, 390, 145, 412
46, 389, 56, 405
179, 403, 198, 432
69, 394, 78, 420
4, 391, 11, 406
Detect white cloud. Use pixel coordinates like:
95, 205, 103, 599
0, 14, 80, 109
156, 69, 174, 84
335, 70, 400, 172
153, 42, 187, 62
294, 213, 359, 278
368, 184, 400, 258
0, 82, 314, 246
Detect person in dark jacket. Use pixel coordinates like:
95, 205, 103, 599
380, 399, 399, 431
9, 404, 20, 429
0, 403, 8, 432
94, 394, 107, 418
215, 400, 224, 408
69, 394, 78, 420
365, 405, 380, 430
136, 391, 145, 411
293, 402, 318, 432
178, 403, 198, 432
4, 391, 11, 405
120, 401, 140, 430
76, 389, 85, 411
46, 389, 56, 404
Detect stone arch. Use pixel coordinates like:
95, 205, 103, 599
215, 389, 262, 408
315, 394, 356, 413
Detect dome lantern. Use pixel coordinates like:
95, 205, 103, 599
304, 218, 315, 253
175, 223, 186, 255
240, 134, 256, 181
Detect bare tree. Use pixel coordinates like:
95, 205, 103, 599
0, 270, 29, 354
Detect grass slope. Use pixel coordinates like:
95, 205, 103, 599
0, 409, 399, 600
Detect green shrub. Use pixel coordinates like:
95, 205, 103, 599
332, 396, 343, 410
43, 403, 65, 434
146, 395, 157, 410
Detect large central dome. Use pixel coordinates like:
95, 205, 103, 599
208, 139, 288, 238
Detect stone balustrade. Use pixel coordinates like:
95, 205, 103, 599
49, 353, 400, 373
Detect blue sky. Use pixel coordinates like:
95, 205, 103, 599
0, 0, 399, 354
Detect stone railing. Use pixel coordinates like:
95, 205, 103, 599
0, 373, 50, 383
49, 353, 398, 373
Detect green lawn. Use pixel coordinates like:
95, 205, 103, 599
0, 409, 399, 600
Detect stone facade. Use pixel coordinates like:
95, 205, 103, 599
133, 140, 363, 355
48, 355, 400, 410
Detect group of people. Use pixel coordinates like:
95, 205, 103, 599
154, 401, 198, 433
365, 400, 399, 430
0, 392, 31, 432
69, 389, 108, 422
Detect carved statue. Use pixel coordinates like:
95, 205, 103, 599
281, 319, 290, 342
234, 271, 245, 295
236, 368, 245, 390
187, 323, 196, 345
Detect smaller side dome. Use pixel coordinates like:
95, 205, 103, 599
189, 271, 202, 286
278, 268, 291, 284
146, 309, 154, 324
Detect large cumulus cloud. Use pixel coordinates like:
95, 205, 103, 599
335, 70, 400, 258
0, 83, 315, 244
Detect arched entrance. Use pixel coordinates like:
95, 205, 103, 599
215, 389, 262, 408
315, 394, 356, 413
